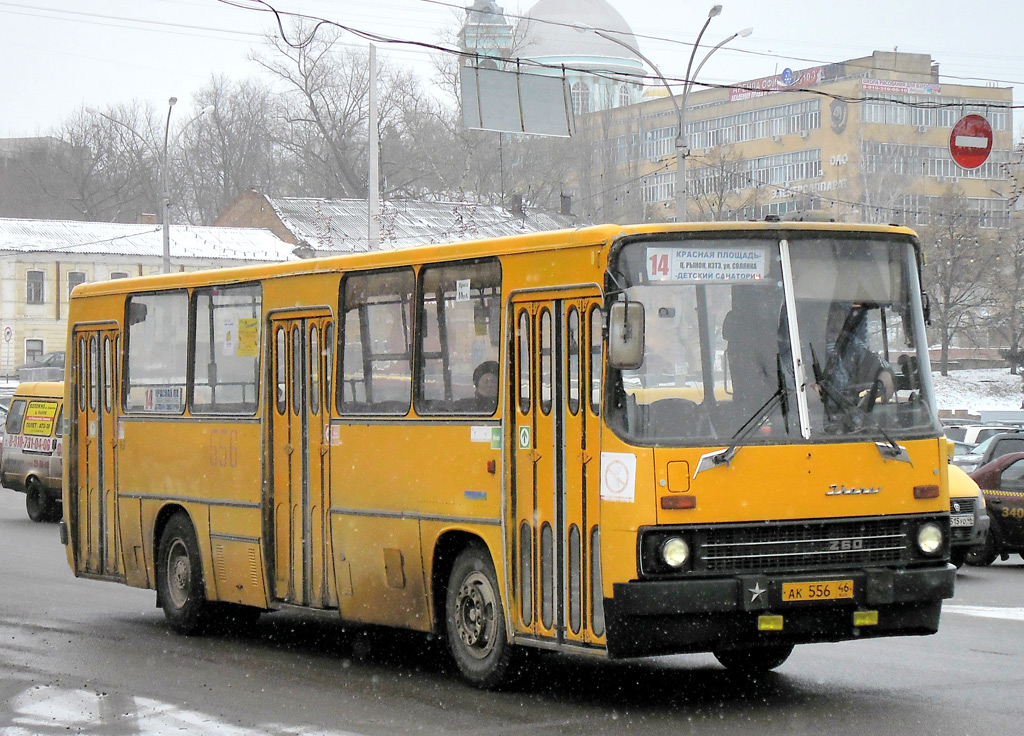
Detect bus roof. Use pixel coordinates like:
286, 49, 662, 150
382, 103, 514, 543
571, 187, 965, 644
69, 221, 920, 299
13, 381, 64, 398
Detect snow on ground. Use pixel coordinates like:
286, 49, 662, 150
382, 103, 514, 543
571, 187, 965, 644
932, 368, 1024, 414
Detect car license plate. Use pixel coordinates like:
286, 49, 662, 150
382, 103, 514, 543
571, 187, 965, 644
781, 579, 854, 603
950, 514, 974, 527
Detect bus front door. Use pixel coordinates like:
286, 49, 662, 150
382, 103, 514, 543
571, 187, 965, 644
71, 326, 121, 578
510, 293, 605, 649
267, 311, 335, 609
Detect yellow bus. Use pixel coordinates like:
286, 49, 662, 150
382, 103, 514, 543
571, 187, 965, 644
60, 222, 954, 687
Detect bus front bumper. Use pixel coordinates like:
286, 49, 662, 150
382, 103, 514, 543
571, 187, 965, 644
603, 564, 956, 658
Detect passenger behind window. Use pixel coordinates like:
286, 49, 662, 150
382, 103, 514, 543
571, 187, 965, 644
471, 360, 499, 411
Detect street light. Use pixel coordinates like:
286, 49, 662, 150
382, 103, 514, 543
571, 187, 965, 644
578, 6, 750, 222
87, 99, 214, 273
161, 97, 178, 274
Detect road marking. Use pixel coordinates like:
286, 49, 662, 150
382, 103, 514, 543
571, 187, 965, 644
944, 604, 1024, 622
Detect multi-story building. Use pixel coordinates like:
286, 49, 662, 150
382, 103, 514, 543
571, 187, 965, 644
574, 51, 1014, 227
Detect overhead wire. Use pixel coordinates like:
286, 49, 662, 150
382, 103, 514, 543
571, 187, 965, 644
9, 0, 1015, 221
215, 0, 1023, 110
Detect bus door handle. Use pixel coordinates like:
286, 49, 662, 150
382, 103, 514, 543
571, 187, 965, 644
528, 450, 542, 463
284, 444, 294, 455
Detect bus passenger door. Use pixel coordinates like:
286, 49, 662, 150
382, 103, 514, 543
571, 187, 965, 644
510, 292, 603, 648
267, 311, 335, 609
71, 326, 122, 578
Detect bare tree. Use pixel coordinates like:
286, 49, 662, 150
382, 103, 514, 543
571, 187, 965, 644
987, 217, 1024, 374
918, 186, 994, 375
48, 102, 163, 223
856, 133, 918, 224
688, 145, 765, 221
254, 22, 436, 200
175, 76, 291, 224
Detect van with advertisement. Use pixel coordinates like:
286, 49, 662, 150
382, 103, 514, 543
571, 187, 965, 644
1, 382, 64, 522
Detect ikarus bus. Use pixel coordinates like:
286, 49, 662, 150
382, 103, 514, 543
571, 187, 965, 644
61, 221, 954, 688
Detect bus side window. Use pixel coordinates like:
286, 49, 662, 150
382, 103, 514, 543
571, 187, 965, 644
275, 327, 287, 415
517, 310, 530, 414
539, 309, 552, 415
589, 305, 602, 416
77, 337, 87, 411
567, 307, 580, 416
124, 291, 188, 414
192, 283, 262, 415
339, 268, 414, 415
417, 259, 501, 414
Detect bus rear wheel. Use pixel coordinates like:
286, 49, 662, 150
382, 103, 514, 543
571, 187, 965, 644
714, 643, 794, 673
157, 513, 213, 635
445, 544, 513, 689
25, 478, 58, 523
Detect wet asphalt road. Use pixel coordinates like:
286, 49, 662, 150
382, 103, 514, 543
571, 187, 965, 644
1, 489, 1022, 736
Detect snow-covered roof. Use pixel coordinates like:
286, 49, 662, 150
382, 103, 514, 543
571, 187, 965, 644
265, 197, 577, 254
0, 217, 298, 263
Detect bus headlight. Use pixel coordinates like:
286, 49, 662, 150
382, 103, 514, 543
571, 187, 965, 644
917, 522, 943, 555
661, 537, 690, 568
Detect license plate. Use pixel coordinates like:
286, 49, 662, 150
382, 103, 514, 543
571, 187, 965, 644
781, 579, 854, 603
950, 515, 974, 527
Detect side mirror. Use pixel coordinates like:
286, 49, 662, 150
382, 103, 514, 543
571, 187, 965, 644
608, 301, 644, 369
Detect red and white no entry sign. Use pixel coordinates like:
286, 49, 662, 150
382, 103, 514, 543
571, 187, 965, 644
949, 114, 993, 170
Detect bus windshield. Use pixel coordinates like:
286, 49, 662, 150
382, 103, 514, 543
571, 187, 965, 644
608, 234, 939, 445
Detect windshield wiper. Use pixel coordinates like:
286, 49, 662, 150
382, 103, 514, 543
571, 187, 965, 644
695, 355, 789, 475
810, 344, 909, 464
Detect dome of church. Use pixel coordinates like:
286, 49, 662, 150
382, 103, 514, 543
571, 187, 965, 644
520, 0, 642, 72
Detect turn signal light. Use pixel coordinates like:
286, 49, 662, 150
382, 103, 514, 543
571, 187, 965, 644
913, 484, 940, 499
661, 495, 697, 510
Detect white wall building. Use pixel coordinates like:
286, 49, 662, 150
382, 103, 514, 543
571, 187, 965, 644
0, 218, 296, 373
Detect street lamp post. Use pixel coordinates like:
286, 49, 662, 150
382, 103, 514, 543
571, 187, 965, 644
161, 97, 177, 274
584, 5, 750, 222
87, 99, 214, 273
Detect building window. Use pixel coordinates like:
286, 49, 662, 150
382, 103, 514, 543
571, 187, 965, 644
618, 85, 631, 108
27, 271, 44, 304
110, 271, 129, 280
68, 271, 86, 298
571, 81, 591, 115
25, 339, 43, 364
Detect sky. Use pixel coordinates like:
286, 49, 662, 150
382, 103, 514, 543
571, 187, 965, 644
2, 0, 1023, 138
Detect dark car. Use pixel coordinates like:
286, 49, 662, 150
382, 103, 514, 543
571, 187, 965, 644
953, 430, 1024, 474
15, 351, 65, 371
966, 451, 1024, 565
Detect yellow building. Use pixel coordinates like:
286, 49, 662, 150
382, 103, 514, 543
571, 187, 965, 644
575, 51, 1013, 227
0, 218, 295, 373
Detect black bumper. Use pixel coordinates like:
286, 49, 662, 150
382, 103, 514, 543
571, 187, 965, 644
604, 565, 956, 658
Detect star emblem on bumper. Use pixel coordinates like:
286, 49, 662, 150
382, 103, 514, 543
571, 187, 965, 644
748, 582, 767, 602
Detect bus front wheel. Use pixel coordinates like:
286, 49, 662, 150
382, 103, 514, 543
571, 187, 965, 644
445, 544, 513, 689
714, 643, 794, 673
157, 513, 213, 635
